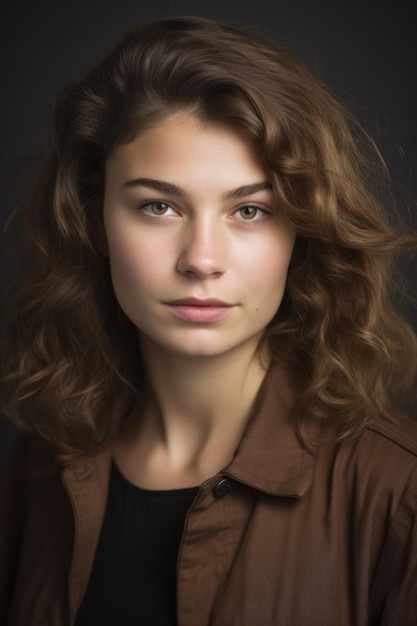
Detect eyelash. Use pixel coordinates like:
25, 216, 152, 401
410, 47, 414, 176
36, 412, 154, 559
140, 201, 271, 221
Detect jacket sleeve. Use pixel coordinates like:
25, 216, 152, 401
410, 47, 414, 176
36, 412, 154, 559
369, 465, 417, 625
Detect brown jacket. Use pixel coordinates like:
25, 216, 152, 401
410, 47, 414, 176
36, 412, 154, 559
1, 366, 417, 625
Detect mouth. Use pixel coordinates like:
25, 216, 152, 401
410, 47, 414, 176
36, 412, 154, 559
165, 297, 233, 307
164, 298, 235, 322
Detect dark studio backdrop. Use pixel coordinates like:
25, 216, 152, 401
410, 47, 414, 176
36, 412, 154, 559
1, 0, 416, 470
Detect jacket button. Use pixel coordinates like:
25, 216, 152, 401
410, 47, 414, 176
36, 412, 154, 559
213, 478, 232, 498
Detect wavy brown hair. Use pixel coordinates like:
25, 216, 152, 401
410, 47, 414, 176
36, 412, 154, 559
1, 16, 416, 459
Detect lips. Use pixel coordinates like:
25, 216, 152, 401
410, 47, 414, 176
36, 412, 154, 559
164, 298, 235, 322
165, 297, 232, 307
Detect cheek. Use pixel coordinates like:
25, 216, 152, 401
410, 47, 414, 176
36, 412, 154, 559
245, 236, 294, 297
106, 232, 157, 294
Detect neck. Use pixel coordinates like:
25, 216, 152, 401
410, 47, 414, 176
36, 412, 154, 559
115, 336, 270, 489
144, 337, 268, 423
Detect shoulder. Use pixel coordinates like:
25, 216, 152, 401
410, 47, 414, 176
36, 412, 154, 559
366, 412, 417, 458
316, 413, 417, 521
321, 412, 417, 472
347, 413, 417, 479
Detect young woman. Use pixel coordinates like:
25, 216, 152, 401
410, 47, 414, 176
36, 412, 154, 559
1, 16, 417, 626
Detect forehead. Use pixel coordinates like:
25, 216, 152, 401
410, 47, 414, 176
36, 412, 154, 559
106, 113, 268, 190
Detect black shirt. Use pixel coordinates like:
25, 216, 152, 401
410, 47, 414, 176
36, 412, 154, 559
75, 462, 198, 626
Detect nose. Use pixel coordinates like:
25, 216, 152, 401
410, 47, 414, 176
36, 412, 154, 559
176, 216, 226, 279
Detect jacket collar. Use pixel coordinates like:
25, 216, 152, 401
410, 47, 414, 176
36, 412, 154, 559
62, 446, 112, 624
223, 364, 318, 498
61, 364, 318, 616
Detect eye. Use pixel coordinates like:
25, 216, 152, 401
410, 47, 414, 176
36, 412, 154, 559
235, 205, 267, 221
141, 201, 176, 216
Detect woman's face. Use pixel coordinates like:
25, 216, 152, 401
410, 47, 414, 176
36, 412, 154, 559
102, 113, 295, 362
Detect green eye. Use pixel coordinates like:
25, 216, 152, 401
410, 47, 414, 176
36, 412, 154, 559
238, 206, 260, 220
143, 202, 172, 215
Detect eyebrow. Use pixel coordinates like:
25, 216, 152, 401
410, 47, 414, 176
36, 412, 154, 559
122, 177, 273, 199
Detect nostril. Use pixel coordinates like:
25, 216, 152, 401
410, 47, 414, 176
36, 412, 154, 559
176, 243, 225, 278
